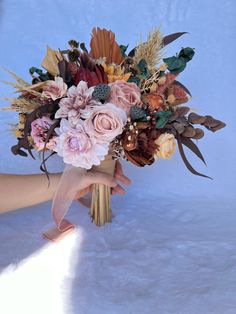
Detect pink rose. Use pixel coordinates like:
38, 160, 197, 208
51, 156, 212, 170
54, 119, 108, 169
82, 103, 127, 143
108, 80, 141, 114
55, 81, 94, 126
42, 77, 67, 101
31, 116, 56, 151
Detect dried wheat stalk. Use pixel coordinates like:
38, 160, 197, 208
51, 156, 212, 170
133, 28, 163, 71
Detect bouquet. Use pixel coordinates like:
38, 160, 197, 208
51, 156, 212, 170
1, 27, 226, 240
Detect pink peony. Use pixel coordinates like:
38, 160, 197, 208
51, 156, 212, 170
42, 77, 67, 101
54, 119, 108, 169
108, 80, 141, 114
31, 116, 56, 151
82, 103, 127, 143
55, 81, 94, 126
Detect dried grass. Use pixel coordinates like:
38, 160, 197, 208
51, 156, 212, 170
1, 97, 41, 113
133, 28, 163, 71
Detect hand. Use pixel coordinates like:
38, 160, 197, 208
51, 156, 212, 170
74, 160, 131, 199
112, 160, 131, 195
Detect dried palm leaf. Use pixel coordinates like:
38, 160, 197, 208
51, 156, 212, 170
133, 28, 163, 71
90, 27, 124, 65
41, 46, 63, 76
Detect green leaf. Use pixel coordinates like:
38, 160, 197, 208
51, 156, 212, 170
29, 67, 50, 81
119, 44, 128, 57
128, 76, 140, 86
137, 59, 148, 72
156, 117, 169, 129
137, 59, 150, 79
178, 47, 195, 62
154, 110, 172, 118
163, 56, 186, 74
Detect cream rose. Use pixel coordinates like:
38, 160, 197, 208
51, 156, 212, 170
154, 133, 176, 159
83, 103, 127, 143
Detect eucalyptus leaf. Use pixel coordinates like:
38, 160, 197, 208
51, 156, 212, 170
128, 76, 140, 86
156, 117, 169, 129
178, 47, 195, 61
120, 44, 128, 57
154, 110, 172, 118
163, 56, 186, 74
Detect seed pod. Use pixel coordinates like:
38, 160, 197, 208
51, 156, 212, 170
122, 133, 137, 151
130, 106, 146, 121
188, 112, 206, 124
92, 84, 111, 102
182, 126, 196, 138
192, 128, 204, 139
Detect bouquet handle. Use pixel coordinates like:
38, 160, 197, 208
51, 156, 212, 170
90, 155, 116, 226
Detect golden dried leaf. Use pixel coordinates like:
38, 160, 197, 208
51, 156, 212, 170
41, 46, 63, 76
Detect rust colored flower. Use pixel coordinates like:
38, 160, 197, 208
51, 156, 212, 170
142, 93, 164, 111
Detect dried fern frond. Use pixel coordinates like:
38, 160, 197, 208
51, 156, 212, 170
133, 28, 163, 71
1, 97, 41, 113
90, 27, 124, 65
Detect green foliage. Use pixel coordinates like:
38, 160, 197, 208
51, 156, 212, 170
68, 40, 79, 48
137, 59, 150, 79
178, 47, 195, 61
155, 110, 172, 129
163, 47, 195, 74
29, 67, 50, 81
128, 76, 140, 86
119, 44, 129, 57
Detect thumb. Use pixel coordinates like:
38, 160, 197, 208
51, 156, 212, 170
86, 172, 117, 188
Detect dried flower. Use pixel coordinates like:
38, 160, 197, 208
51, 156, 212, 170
108, 80, 141, 115
31, 116, 56, 151
55, 81, 94, 126
154, 133, 176, 159
42, 77, 67, 101
83, 103, 127, 143
54, 119, 108, 169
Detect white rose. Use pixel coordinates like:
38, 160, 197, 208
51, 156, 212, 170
154, 133, 176, 159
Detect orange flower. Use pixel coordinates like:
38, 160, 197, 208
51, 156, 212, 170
142, 93, 164, 111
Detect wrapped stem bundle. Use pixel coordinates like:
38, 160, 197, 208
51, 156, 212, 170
90, 155, 116, 226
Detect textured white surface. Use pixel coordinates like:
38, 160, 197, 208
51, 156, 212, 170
0, 0, 235, 313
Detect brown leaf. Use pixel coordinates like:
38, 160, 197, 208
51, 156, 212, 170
41, 46, 63, 76
176, 134, 212, 180
162, 32, 188, 46
180, 136, 206, 165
